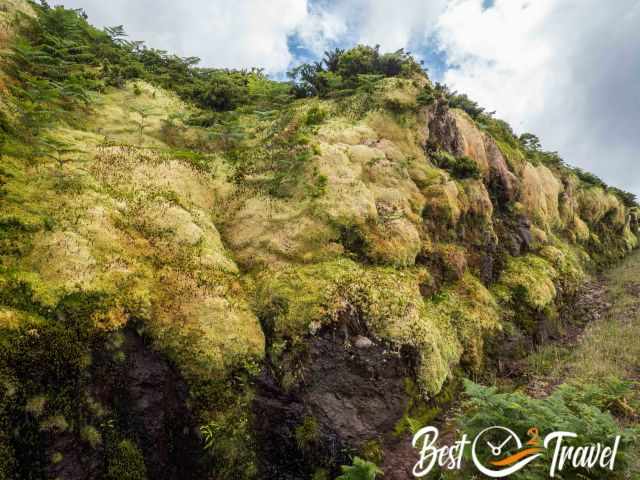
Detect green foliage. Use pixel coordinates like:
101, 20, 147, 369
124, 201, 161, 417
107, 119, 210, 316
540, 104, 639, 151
221, 106, 316, 197
609, 187, 637, 208
105, 439, 148, 480
429, 83, 488, 119
195, 361, 261, 479
447, 92, 486, 119
0, 289, 125, 477
336, 457, 383, 480
361, 439, 384, 466
519, 132, 542, 152
295, 415, 319, 449
416, 89, 435, 106
305, 106, 328, 126
129, 48, 290, 111
5, 3, 111, 145
1, 0, 292, 151
289, 45, 423, 98
517, 132, 566, 169
478, 116, 520, 148
457, 380, 638, 480
431, 150, 481, 179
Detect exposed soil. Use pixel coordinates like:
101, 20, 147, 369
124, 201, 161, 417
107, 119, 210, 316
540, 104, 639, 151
46, 329, 203, 480
253, 326, 417, 479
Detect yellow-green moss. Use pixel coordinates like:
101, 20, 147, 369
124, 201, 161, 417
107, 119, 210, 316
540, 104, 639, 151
623, 223, 638, 250
493, 254, 559, 310
539, 239, 588, 295
105, 439, 147, 480
424, 273, 501, 371
422, 181, 462, 226
520, 162, 563, 229
494, 139, 526, 175
362, 218, 421, 267
578, 186, 626, 227
80, 425, 102, 449
254, 261, 501, 394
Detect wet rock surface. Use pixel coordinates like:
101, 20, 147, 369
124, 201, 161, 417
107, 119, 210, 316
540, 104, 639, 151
253, 326, 416, 479
46, 329, 202, 480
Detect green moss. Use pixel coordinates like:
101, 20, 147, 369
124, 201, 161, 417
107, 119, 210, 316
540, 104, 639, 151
422, 181, 462, 227
105, 439, 147, 480
80, 425, 102, 449
40, 415, 69, 432
539, 239, 587, 295
24, 395, 47, 417
255, 261, 501, 394
361, 438, 384, 465
492, 254, 559, 310
395, 376, 462, 437
0, 440, 16, 480
0, 269, 59, 314
294, 415, 319, 450
424, 273, 502, 371
253, 258, 360, 337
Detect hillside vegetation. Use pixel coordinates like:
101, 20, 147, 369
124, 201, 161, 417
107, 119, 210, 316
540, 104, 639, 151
0, 2, 638, 479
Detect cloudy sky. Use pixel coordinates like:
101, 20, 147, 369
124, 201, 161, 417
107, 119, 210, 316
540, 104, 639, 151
56, 0, 640, 196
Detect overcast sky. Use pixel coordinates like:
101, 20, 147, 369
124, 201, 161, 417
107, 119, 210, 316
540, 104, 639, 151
56, 0, 640, 197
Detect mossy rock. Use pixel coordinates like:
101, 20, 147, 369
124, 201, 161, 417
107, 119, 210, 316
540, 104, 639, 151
254, 260, 502, 394
105, 439, 147, 480
492, 254, 559, 310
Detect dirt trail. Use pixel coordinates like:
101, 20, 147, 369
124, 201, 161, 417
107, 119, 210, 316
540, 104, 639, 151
391, 251, 640, 479
523, 277, 612, 398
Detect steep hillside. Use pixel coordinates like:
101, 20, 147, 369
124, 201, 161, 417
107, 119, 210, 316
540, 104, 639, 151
0, 2, 638, 479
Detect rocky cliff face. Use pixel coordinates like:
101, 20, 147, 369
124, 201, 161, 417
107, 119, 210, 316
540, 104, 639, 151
0, 2, 638, 479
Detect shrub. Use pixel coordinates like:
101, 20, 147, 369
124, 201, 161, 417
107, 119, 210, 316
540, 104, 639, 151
432, 150, 481, 179
295, 415, 319, 450
105, 440, 147, 480
305, 106, 328, 126
80, 425, 102, 449
289, 45, 423, 98
416, 89, 434, 106
336, 457, 383, 480
447, 92, 486, 119
455, 380, 638, 480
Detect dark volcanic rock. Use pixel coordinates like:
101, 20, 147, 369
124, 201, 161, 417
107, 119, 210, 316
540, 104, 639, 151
46, 329, 203, 480
253, 326, 417, 479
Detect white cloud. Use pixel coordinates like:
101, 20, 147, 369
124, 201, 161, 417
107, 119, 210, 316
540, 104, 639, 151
294, 6, 349, 56
348, 0, 448, 51
57, 0, 439, 72
56, 0, 311, 72
55, 0, 448, 70
53, 0, 640, 195
436, 0, 640, 195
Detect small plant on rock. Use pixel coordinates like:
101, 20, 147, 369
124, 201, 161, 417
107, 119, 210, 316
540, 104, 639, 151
336, 457, 383, 480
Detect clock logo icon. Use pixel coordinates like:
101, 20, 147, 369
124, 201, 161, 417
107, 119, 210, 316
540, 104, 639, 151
471, 426, 543, 478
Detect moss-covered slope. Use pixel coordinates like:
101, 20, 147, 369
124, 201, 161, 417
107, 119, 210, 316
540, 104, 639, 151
0, 2, 638, 479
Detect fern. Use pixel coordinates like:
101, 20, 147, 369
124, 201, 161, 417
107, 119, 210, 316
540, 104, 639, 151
336, 457, 383, 480
455, 380, 639, 479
